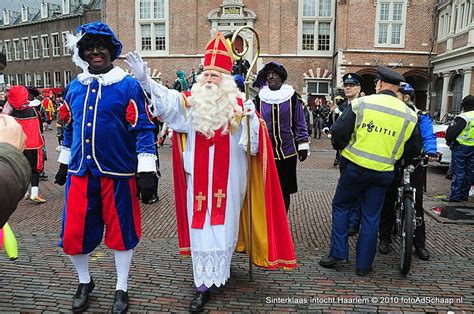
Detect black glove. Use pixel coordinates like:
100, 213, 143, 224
54, 163, 68, 186
298, 149, 308, 162
137, 172, 157, 197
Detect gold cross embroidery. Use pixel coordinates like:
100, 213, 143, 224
195, 192, 206, 211
213, 189, 226, 208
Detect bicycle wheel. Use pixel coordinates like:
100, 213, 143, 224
400, 196, 415, 276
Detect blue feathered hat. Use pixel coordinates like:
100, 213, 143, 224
75, 22, 122, 61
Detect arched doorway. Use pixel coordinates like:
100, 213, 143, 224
404, 74, 429, 110
450, 74, 464, 112
360, 74, 377, 95
434, 77, 443, 112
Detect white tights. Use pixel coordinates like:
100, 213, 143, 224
68, 249, 133, 291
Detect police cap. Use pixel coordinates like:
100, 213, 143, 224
342, 73, 363, 85
376, 66, 405, 85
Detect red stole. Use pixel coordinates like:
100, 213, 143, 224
192, 129, 230, 229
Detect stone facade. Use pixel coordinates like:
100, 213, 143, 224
431, 0, 474, 120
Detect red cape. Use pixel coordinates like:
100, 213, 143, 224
172, 115, 297, 269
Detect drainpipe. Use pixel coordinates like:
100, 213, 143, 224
331, 1, 338, 99
427, 2, 439, 111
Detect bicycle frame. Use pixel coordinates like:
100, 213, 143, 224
395, 156, 429, 276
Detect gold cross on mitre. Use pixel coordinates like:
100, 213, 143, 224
195, 192, 206, 211
213, 189, 226, 208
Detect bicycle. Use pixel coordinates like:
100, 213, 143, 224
394, 155, 431, 276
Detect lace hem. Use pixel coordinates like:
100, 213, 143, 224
192, 244, 236, 288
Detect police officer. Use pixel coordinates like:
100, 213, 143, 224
319, 66, 422, 276
442, 95, 474, 202
378, 82, 438, 261
340, 73, 364, 236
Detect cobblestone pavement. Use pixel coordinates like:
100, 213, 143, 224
1, 128, 473, 312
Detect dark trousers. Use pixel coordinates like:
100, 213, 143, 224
450, 144, 474, 201
339, 160, 361, 229
379, 165, 426, 248
330, 160, 394, 270
314, 117, 324, 139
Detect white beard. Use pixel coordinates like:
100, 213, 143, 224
189, 76, 242, 138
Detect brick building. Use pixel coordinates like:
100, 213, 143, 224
335, 0, 438, 110
431, 0, 474, 120
2, 0, 472, 113
106, 0, 449, 109
0, 0, 101, 94
106, 0, 336, 105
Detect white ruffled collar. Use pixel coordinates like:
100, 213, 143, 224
258, 84, 294, 104
77, 66, 128, 86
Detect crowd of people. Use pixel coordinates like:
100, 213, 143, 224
0, 21, 473, 314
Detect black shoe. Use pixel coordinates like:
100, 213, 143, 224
333, 160, 340, 167
415, 247, 430, 261
378, 240, 390, 255
39, 172, 49, 181
440, 198, 460, 203
348, 227, 359, 237
72, 278, 95, 312
143, 194, 159, 204
111, 290, 129, 314
189, 290, 211, 312
318, 255, 348, 268
356, 267, 373, 276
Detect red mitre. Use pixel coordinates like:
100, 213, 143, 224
8, 85, 29, 109
203, 32, 233, 74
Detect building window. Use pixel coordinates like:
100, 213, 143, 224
22, 38, 30, 60
62, 32, 71, 55
41, 2, 48, 19
136, 0, 168, 53
64, 70, 71, 86
307, 80, 330, 95
52, 33, 60, 57
41, 35, 50, 57
54, 72, 61, 87
34, 73, 42, 87
21, 6, 29, 22
451, 75, 464, 112
375, 1, 407, 47
299, 0, 334, 54
62, 0, 70, 14
25, 73, 33, 86
456, 0, 471, 32
13, 39, 21, 61
32, 36, 40, 59
8, 74, 15, 86
4, 40, 12, 61
438, 10, 451, 40
3, 10, 10, 25
17, 74, 24, 86
44, 72, 51, 87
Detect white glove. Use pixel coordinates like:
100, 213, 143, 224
124, 51, 148, 84
243, 100, 256, 117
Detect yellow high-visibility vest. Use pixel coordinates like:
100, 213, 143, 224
456, 111, 474, 146
342, 94, 418, 171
